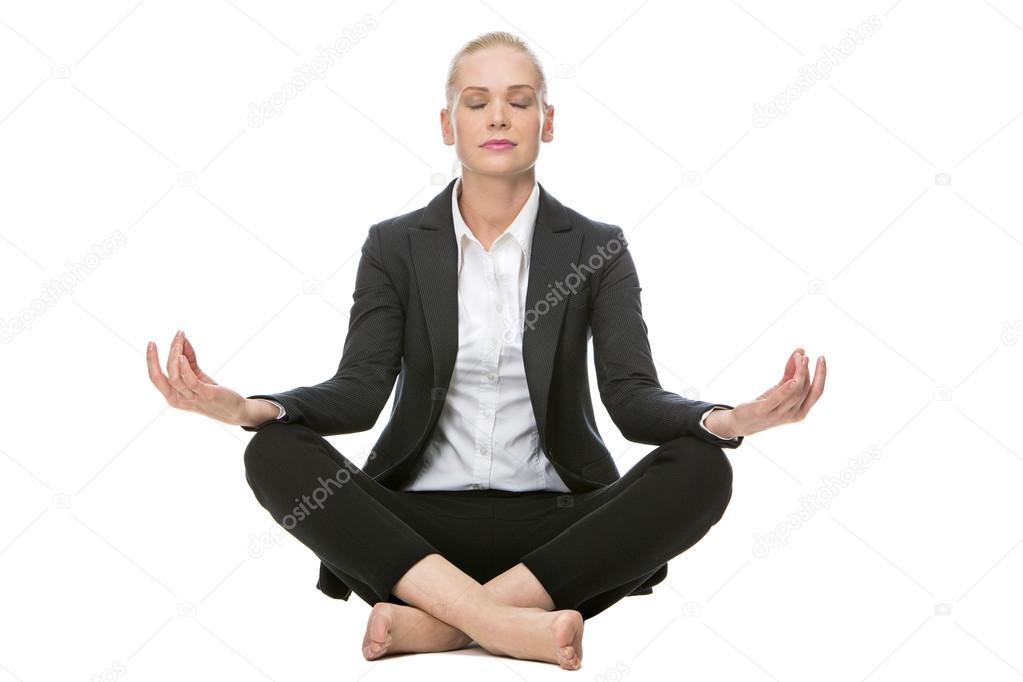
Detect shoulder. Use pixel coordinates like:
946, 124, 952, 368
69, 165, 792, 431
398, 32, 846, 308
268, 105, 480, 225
559, 204, 631, 259
368, 206, 429, 243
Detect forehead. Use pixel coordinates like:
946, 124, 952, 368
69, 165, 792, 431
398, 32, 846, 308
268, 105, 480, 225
455, 46, 539, 94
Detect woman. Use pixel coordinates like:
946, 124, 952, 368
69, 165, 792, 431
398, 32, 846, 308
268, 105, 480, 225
147, 31, 825, 671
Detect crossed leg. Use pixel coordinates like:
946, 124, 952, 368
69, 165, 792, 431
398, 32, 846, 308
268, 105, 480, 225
243, 422, 732, 669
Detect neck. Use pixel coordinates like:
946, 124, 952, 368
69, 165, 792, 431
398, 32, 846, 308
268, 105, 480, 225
457, 171, 535, 249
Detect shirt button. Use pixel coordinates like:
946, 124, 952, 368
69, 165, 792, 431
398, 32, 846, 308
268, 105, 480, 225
486, 373, 496, 381
479, 446, 488, 454
496, 304, 503, 312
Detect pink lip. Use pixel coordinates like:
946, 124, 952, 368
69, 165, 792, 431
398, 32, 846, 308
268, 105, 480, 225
481, 140, 516, 149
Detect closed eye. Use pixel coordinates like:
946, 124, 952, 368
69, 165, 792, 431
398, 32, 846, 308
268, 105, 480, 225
468, 103, 529, 110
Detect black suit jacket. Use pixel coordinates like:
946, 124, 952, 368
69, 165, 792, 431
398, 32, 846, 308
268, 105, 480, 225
243, 178, 743, 598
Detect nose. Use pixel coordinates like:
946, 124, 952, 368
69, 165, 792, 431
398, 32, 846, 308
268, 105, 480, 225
488, 104, 510, 129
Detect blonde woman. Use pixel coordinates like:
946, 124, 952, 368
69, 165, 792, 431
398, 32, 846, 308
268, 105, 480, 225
148, 31, 825, 670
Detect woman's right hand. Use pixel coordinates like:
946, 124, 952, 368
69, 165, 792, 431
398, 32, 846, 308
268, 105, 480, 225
147, 329, 248, 425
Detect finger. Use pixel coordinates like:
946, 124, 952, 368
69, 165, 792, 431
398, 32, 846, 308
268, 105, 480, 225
177, 355, 208, 400
774, 348, 803, 391
166, 329, 182, 378
768, 356, 810, 415
182, 333, 217, 385
763, 377, 800, 411
182, 333, 199, 371
781, 355, 813, 416
793, 356, 826, 418
756, 349, 803, 401
167, 331, 189, 393
146, 341, 173, 400
789, 355, 811, 403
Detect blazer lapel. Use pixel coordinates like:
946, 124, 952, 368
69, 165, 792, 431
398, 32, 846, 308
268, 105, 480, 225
409, 183, 459, 408
522, 184, 583, 444
409, 178, 583, 446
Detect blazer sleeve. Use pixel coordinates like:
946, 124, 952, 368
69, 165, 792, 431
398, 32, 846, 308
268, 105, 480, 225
591, 229, 743, 448
241, 223, 404, 435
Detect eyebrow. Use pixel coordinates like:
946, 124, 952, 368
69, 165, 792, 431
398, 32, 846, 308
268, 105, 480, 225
462, 84, 536, 94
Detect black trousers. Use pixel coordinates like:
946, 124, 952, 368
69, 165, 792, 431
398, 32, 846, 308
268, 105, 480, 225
243, 421, 733, 621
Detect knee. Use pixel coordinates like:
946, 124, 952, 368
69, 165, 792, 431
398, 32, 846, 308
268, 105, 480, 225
243, 420, 308, 477
661, 435, 733, 518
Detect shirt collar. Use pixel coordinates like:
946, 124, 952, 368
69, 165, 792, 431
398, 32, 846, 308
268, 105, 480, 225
451, 176, 539, 275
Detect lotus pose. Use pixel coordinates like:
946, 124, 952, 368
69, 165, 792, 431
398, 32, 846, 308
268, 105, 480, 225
147, 31, 825, 671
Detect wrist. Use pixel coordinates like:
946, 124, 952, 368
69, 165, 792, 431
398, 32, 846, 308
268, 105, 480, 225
240, 398, 278, 427
705, 407, 738, 439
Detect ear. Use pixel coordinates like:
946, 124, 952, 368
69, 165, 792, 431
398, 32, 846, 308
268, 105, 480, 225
440, 108, 455, 146
542, 104, 555, 142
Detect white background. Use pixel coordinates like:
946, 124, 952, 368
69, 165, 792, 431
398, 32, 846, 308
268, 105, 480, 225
2, 1, 1022, 680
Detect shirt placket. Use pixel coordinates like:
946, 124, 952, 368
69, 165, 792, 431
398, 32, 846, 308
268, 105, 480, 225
471, 243, 505, 489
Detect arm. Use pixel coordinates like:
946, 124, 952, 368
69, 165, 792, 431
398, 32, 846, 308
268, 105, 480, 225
591, 229, 744, 448
240, 223, 404, 435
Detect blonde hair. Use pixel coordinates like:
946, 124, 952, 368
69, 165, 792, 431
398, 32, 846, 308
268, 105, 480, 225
445, 31, 549, 113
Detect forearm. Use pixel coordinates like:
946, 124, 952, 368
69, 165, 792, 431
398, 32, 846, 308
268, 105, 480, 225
604, 381, 722, 444
241, 372, 393, 435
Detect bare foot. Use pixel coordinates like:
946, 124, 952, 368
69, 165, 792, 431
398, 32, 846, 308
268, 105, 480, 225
474, 606, 584, 670
362, 602, 472, 660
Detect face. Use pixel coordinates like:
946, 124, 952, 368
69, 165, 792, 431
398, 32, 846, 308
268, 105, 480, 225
441, 45, 554, 180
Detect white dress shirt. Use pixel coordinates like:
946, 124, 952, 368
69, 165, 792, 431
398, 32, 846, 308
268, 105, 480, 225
253, 177, 737, 490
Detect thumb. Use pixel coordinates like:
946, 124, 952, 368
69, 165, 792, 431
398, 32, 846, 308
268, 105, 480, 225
178, 355, 212, 400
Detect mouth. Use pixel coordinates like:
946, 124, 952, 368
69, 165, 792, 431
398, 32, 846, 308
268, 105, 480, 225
481, 139, 517, 150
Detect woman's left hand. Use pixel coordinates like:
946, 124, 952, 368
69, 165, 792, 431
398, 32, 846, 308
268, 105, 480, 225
707, 348, 826, 439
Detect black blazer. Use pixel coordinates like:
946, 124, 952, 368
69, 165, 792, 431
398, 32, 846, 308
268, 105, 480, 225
243, 178, 744, 600
244, 177, 743, 491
